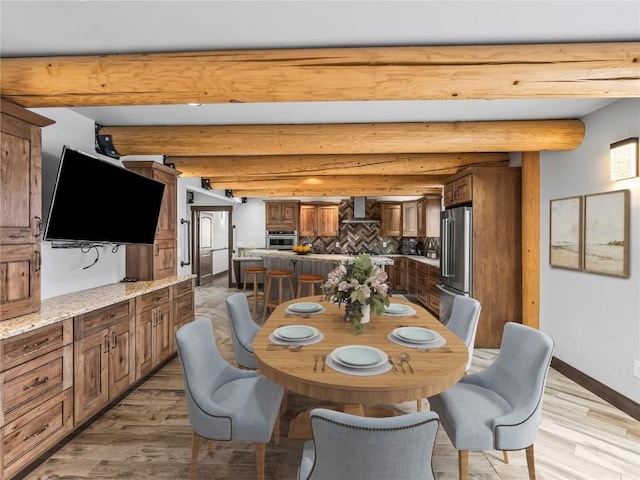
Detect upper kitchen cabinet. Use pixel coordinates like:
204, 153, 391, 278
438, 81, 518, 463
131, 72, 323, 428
402, 201, 418, 237
417, 196, 442, 237
444, 174, 472, 208
123, 161, 180, 281
0, 100, 54, 321
265, 201, 299, 230
300, 203, 339, 237
379, 202, 402, 237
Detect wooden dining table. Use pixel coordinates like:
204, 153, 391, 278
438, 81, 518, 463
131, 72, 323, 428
253, 295, 468, 437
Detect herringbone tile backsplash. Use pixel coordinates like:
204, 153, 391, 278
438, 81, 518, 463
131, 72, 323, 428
299, 199, 439, 255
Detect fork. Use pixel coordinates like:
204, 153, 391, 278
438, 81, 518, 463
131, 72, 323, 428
313, 355, 319, 372
321, 355, 327, 372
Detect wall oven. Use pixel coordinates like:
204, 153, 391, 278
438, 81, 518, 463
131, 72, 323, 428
266, 230, 298, 250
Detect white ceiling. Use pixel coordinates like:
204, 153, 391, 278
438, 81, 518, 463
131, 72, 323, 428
1, 0, 639, 126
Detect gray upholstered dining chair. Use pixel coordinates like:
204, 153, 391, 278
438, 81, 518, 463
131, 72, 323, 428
175, 317, 284, 480
225, 292, 260, 369
297, 408, 440, 480
428, 322, 554, 480
446, 295, 482, 372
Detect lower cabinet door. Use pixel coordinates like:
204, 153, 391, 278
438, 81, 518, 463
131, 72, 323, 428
108, 318, 134, 400
74, 330, 109, 423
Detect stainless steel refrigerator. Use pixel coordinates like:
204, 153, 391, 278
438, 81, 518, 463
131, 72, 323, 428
438, 206, 472, 324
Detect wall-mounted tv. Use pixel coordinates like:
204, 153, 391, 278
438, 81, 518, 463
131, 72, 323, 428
44, 146, 165, 245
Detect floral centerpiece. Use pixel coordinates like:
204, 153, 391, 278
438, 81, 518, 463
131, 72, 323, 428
324, 253, 390, 333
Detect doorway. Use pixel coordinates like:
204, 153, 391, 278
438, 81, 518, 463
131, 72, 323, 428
191, 206, 233, 287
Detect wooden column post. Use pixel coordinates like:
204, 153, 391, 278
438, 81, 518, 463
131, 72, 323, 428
521, 152, 540, 328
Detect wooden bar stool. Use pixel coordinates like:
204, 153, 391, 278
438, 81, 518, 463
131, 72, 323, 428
262, 270, 295, 318
243, 266, 267, 319
296, 274, 325, 298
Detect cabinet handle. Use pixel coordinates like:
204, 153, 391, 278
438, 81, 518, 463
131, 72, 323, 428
105, 313, 116, 320
155, 244, 160, 256
35, 250, 42, 272
22, 376, 49, 391
111, 330, 117, 348
22, 338, 49, 351
152, 311, 156, 326
34, 216, 42, 238
157, 312, 163, 324
104, 334, 110, 353
23, 423, 49, 441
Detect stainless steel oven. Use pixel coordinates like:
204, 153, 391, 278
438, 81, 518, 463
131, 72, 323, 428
266, 230, 298, 250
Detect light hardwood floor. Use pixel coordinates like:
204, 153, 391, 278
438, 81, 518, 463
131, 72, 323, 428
19, 277, 640, 480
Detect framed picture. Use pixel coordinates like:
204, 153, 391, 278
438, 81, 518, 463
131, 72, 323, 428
549, 196, 583, 270
584, 189, 630, 277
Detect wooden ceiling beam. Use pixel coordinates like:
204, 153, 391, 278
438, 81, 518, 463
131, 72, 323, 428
228, 185, 444, 198
100, 120, 584, 156
1, 43, 638, 107
168, 153, 509, 177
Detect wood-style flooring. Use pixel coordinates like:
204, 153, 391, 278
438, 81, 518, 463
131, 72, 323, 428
19, 276, 640, 480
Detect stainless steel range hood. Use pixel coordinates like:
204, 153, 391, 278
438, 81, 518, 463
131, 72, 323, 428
341, 197, 380, 224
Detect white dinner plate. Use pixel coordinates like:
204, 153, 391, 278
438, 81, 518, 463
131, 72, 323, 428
392, 327, 440, 344
385, 303, 411, 314
331, 345, 387, 369
288, 302, 323, 313
273, 325, 319, 341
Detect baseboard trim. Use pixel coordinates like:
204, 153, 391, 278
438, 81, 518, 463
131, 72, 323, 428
551, 356, 639, 421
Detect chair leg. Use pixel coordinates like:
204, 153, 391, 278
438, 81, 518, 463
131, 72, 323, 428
273, 412, 281, 445
416, 399, 422, 412
207, 440, 215, 454
256, 442, 266, 480
190, 432, 201, 480
525, 445, 536, 480
458, 450, 469, 480
503, 450, 509, 463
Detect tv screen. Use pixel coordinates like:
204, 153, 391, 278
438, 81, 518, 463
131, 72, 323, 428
44, 146, 165, 245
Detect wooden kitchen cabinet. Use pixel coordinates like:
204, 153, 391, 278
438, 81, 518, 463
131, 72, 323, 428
386, 257, 407, 292
123, 161, 180, 281
426, 264, 441, 316
265, 201, 299, 230
0, 101, 53, 322
73, 300, 135, 423
0, 319, 73, 479
379, 202, 402, 237
417, 196, 442, 238
299, 203, 339, 237
402, 201, 418, 237
135, 287, 173, 380
443, 174, 473, 208
171, 279, 195, 354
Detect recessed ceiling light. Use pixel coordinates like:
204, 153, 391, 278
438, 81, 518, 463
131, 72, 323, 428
187, 103, 203, 107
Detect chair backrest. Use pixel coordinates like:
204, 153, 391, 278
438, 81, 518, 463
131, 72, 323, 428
467, 322, 554, 449
175, 317, 247, 439
306, 408, 439, 480
225, 292, 260, 369
446, 295, 481, 371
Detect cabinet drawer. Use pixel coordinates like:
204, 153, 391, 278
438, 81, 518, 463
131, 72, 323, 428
175, 279, 194, 298
427, 293, 440, 316
175, 294, 194, 324
1, 345, 72, 426
1, 389, 73, 478
74, 300, 132, 340
1, 319, 72, 372
137, 287, 171, 313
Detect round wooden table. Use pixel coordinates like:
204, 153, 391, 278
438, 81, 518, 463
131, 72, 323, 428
254, 296, 467, 428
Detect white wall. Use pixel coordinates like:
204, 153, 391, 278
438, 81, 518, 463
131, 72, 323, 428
540, 98, 640, 402
233, 198, 267, 251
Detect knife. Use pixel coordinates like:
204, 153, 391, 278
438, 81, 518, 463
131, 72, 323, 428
387, 355, 399, 374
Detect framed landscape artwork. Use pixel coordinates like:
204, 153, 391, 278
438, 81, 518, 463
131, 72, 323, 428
584, 189, 630, 277
549, 196, 583, 270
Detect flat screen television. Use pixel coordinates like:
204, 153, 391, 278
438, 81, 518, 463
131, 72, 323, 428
44, 146, 165, 245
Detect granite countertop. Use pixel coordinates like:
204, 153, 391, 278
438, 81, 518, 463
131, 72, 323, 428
243, 249, 395, 265
0, 275, 195, 340
386, 254, 440, 268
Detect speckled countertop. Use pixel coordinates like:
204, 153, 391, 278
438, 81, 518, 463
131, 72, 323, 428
386, 254, 440, 268
0, 275, 195, 340
244, 249, 395, 265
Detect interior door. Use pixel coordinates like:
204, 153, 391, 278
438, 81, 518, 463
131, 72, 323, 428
198, 212, 214, 286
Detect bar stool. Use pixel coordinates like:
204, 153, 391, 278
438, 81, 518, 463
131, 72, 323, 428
296, 274, 325, 298
262, 270, 295, 318
242, 266, 267, 319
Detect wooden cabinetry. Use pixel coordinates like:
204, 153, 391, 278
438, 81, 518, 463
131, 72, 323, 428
134, 287, 173, 380
0, 101, 54, 322
171, 279, 195, 354
123, 161, 180, 281
417, 196, 442, 238
379, 202, 402, 237
386, 257, 406, 292
73, 300, 135, 423
426, 264, 440, 315
265, 201, 299, 230
404, 258, 440, 316
443, 174, 473, 208
1, 320, 73, 479
299, 203, 339, 237
402, 201, 418, 237
443, 167, 522, 347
